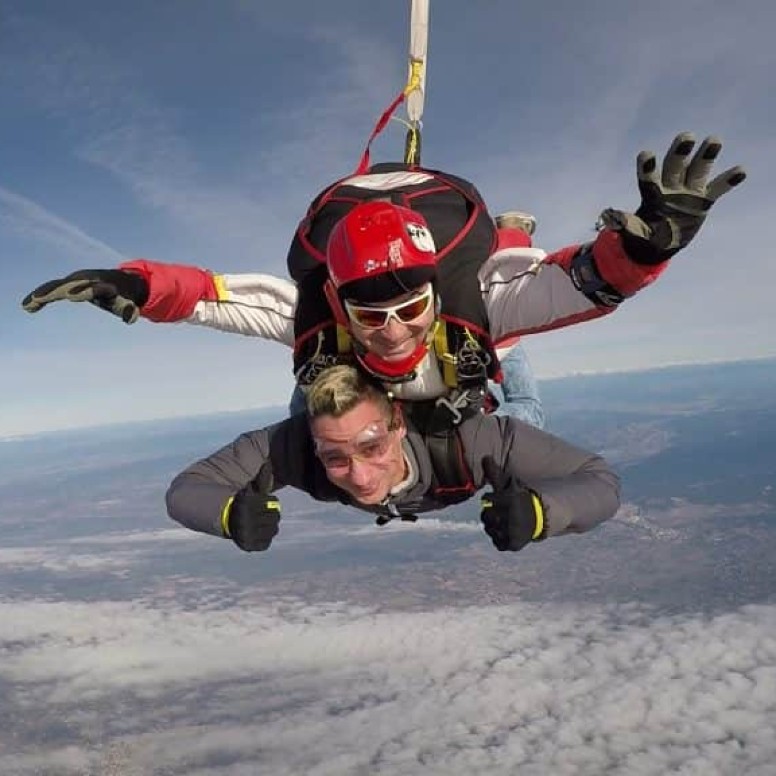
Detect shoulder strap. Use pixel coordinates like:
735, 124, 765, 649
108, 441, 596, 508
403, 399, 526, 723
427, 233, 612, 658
395, 407, 476, 503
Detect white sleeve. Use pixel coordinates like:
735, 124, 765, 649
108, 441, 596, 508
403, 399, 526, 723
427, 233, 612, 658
480, 247, 599, 342
186, 273, 297, 347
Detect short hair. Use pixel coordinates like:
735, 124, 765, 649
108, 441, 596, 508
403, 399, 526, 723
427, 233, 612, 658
306, 365, 392, 420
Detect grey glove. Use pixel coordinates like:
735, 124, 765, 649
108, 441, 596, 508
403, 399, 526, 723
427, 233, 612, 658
21, 269, 149, 324
599, 132, 746, 265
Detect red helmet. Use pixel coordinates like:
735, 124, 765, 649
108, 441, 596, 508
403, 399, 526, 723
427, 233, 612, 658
326, 201, 437, 303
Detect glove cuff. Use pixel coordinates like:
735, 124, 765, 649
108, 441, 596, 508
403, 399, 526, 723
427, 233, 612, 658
120, 270, 151, 307
220, 496, 235, 538
531, 492, 547, 541
598, 209, 665, 266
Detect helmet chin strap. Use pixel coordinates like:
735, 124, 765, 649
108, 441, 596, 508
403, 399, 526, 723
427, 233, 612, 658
324, 279, 350, 326
356, 344, 430, 382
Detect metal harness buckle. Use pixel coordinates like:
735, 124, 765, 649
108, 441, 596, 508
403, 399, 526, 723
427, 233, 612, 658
433, 390, 474, 426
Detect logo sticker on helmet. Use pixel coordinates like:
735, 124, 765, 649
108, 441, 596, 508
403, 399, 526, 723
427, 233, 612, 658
388, 239, 404, 267
406, 223, 435, 253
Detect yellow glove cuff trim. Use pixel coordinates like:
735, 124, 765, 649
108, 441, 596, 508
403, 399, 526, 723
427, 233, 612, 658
220, 496, 235, 537
531, 493, 545, 540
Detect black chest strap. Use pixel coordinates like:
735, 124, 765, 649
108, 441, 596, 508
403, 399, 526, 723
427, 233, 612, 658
426, 430, 476, 503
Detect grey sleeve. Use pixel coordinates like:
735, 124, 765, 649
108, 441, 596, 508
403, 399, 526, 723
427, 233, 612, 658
165, 427, 274, 538
462, 415, 621, 537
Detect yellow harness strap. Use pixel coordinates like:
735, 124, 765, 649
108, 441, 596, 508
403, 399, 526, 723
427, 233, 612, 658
404, 58, 424, 97
403, 58, 424, 165
432, 320, 459, 388
336, 324, 352, 354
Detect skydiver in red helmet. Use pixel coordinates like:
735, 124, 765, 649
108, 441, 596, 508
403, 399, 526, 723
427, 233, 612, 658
22, 132, 746, 434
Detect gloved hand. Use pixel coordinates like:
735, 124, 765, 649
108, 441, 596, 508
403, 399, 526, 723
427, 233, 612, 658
221, 463, 281, 552
480, 456, 546, 552
21, 269, 149, 324
599, 132, 747, 265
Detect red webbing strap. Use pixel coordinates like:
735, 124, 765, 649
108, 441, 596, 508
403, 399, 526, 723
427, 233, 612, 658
354, 90, 407, 175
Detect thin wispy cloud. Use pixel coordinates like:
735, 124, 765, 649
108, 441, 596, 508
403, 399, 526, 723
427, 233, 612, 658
221, 17, 408, 227
3, 5, 402, 269
0, 529, 207, 574
0, 546, 137, 575
0, 186, 124, 263
474, 1, 774, 240
2, 6, 281, 264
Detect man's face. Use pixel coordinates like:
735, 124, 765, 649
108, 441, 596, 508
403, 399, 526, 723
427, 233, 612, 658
310, 399, 407, 505
344, 283, 435, 362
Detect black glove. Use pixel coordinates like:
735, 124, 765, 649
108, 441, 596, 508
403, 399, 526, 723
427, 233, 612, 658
222, 463, 281, 552
480, 457, 546, 552
599, 132, 746, 265
21, 269, 150, 324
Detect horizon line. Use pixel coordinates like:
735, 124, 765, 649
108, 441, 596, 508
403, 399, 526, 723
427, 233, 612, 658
3, 354, 775, 442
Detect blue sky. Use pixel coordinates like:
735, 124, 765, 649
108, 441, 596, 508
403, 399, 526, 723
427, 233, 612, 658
2, 0, 774, 437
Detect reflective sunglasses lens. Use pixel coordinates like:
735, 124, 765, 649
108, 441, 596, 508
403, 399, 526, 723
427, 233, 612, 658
349, 307, 389, 329
394, 294, 431, 323
347, 288, 431, 329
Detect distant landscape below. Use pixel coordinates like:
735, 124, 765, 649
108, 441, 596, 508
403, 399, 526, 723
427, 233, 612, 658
1, 358, 774, 775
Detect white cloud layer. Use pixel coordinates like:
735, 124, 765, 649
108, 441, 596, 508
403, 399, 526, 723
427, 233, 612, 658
1, 596, 774, 775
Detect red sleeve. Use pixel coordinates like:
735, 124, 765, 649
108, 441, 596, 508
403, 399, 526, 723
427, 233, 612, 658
545, 230, 669, 297
120, 259, 219, 323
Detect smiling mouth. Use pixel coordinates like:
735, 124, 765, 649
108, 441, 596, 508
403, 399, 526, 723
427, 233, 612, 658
353, 484, 381, 500
379, 340, 414, 358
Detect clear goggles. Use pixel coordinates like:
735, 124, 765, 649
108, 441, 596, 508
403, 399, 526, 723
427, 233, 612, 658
343, 284, 434, 330
314, 420, 396, 471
